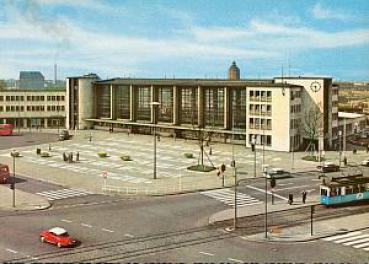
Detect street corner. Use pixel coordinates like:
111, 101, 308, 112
0, 185, 52, 211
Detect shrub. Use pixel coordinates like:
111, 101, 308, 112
40, 152, 50, 158
187, 165, 216, 172
184, 153, 194, 159
98, 152, 108, 158
120, 155, 132, 161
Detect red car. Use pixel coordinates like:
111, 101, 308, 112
40, 227, 77, 248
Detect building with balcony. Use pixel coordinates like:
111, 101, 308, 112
0, 88, 66, 129
66, 63, 338, 152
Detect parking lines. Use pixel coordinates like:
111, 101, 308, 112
102, 228, 115, 233
61, 219, 73, 223
81, 223, 93, 228
199, 251, 214, 256
6, 248, 18, 254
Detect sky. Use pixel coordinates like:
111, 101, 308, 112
0, 0, 369, 81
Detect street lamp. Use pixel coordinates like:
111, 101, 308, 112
151, 101, 161, 180
251, 135, 256, 177
10, 149, 17, 207
338, 130, 342, 167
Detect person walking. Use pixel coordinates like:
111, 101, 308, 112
302, 190, 307, 204
76, 152, 80, 162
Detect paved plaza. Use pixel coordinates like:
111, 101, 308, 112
1, 129, 369, 195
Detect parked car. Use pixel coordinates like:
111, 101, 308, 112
58, 130, 70, 141
317, 162, 339, 173
361, 159, 369, 167
264, 167, 290, 179
40, 227, 77, 248
0, 164, 10, 184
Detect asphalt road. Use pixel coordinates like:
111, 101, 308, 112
1, 186, 368, 262
0, 132, 59, 150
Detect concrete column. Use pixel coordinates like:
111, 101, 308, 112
173, 86, 179, 125
23, 118, 27, 128
224, 86, 231, 129
197, 86, 204, 128
44, 118, 48, 128
129, 85, 136, 122
110, 84, 116, 120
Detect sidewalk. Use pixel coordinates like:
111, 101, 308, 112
0, 185, 51, 211
210, 195, 369, 242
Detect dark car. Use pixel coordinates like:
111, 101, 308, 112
58, 130, 70, 141
263, 167, 291, 179
317, 162, 339, 173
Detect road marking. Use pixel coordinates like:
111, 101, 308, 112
311, 179, 321, 181
102, 228, 114, 233
322, 231, 362, 241
61, 219, 73, 223
6, 248, 18, 254
275, 184, 310, 191
125, 233, 134, 238
81, 223, 93, 228
199, 251, 214, 256
246, 185, 288, 201
278, 183, 294, 186
227, 257, 243, 263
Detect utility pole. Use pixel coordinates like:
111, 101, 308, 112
151, 101, 160, 180
233, 166, 237, 230
265, 174, 268, 238
10, 150, 17, 207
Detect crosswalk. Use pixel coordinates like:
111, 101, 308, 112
200, 189, 262, 207
36, 188, 94, 201
321, 231, 369, 252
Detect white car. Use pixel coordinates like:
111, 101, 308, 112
361, 159, 369, 167
264, 167, 290, 179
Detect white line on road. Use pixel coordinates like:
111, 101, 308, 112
81, 223, 93, 228
275, 184, 310, 191
199, 251, 214, 256
227, 257, 243, 263
246, 185, 288, 201
102, 228, 114, 233
125, 233, 134, 238
61, 219, 73, 223
278, 183, 294, 186
6, 248, 18, 254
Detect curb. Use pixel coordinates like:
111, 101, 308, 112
222, 223, 369, 244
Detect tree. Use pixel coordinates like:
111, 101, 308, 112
302, 105, 323, 156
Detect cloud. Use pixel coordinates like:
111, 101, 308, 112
311, 3, 351, 20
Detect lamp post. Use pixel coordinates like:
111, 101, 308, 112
10, 150, 17, 207
338, 130, 342, 167
251, 135, 256, 178
151, 102, 160, 180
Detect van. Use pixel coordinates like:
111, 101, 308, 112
0, 164, 10, 184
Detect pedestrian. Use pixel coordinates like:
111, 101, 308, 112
209, 146, 212, 155
63, 152, 67, 162
288, 193, 293, 205
302, 190, 307, 204
76, 152, 79, 162
89, 132, 92, 142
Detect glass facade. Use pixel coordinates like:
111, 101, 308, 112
96, 85, 111, 118
180, 87, 198, 125
116, 85, 130, 119
158, 87, 173, 123
137, 86, 151, 121
204, 87, 224, 127
231, 88, 246, 129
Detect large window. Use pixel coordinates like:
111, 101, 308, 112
204, 87, 224, 127
137, 86, 151, 121
116, 85, 130, 119
180, 87, 198, 125
96, 85, 111, 118
158, 87, 173, 123
232, 88, 246, 129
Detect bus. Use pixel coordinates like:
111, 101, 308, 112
320, 175, 369, 205
0, 124, 13, 136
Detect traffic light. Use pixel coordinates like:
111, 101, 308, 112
230, 160, 235, 167
270, 177, 276, 188
220, 163, 226, 173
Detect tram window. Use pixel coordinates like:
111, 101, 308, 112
331, 189, 337, 197
321, 189, 328, 196
337, 188, 342, 196
346, 188, 352, 195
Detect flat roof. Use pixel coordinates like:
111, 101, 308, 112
94, 78, 301, 88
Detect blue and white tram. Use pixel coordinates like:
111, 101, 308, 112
320, 175, 369, 205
